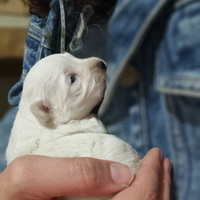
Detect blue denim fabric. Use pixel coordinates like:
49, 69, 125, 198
155, 2, 200, 199
101, 0, 200, 200
2, 0, 200, 199
0, 107, 18, 172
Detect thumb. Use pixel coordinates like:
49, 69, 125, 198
1, 155, 133, 199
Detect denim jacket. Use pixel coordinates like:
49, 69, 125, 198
6, 0, 200, 199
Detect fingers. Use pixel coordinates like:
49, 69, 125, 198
133, 148, 172, 200
0, 155, 133, 200
112, 148, 172, 200
134, 148, 163, 193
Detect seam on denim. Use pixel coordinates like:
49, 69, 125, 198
175, 0, 199, 9
138, 57, 150, 153
99, 0, 171, 117
59, 0, 66, 53
28, 32, 54, 50
167, 101, 189, 200
109, 0, 132, 24
29, 24, 42, 34
160, 94, 174, 159
28, 32, 42, 42
39, 47, 44, 59
166, 76, 200, 82
29, 25, 55, 51
157, 86, 200, 97
28, 26, 43, 40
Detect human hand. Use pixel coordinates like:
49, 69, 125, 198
112, 148, 172, 200
0, 155, 134, 200
0, 148, 171, 200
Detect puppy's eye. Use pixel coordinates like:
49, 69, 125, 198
70, 76, 76, 84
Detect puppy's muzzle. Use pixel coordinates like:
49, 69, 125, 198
98, 61, 107, 70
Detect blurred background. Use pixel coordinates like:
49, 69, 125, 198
0, 0, 29, 118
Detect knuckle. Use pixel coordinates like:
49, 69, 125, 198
76, 158, 99, 184
70, 158, 101, 196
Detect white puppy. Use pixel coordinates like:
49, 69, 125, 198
6, 53, 141, 200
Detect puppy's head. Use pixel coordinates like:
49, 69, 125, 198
21, 53, 106, 126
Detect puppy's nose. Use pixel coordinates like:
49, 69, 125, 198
98, 61, 107, 70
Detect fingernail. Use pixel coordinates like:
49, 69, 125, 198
110, 163, 133, 187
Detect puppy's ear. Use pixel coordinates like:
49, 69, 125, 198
30, 100, 53, 125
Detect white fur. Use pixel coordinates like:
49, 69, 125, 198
6, 53, 141, 200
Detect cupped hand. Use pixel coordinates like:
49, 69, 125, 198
0, 148, 171, 200
0, 155, 133, 200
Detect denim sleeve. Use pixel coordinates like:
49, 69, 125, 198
0, 107, 18, 172
8, 36, 53, 106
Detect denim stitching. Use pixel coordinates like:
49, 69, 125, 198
157, 86, 200, 97
166, 76, 200, 82
28, 32, 54, 50
29, 24, 42, 34
175, 0, 199, 9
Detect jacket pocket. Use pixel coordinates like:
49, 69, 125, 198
155, 0, 200, 97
